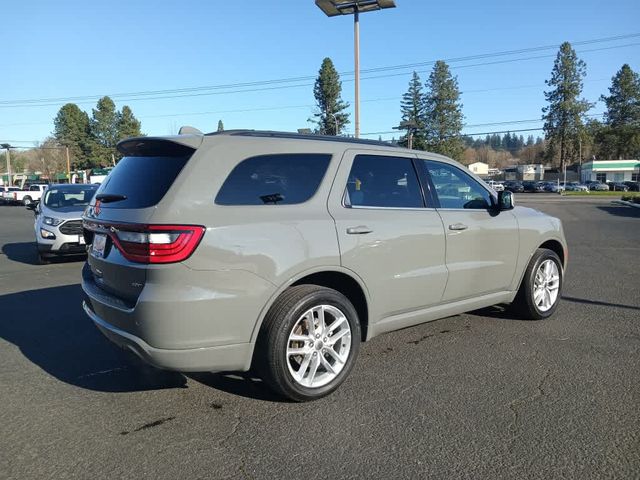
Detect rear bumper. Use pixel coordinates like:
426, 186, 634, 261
83, 300, 253, 372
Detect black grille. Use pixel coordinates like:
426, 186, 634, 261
59, 220, 83, 235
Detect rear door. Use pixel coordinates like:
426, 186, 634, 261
83, 139, 198, 304
328, 150, 448, 322
418, 159, 519, 302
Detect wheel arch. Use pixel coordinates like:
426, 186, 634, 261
249, 267, 371, 353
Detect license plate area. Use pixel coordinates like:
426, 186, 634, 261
91, 233, 107, 258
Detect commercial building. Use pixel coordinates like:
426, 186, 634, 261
504, 164, 544, 181
467, 162, 489, 177
580, 160, 640, 183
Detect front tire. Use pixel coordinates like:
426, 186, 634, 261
255, 285, 361, 402
511, 248, 563, 320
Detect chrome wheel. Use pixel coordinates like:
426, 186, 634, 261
286, 304, 352, 388
533, 259, 560, 312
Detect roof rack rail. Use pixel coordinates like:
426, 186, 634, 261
204, 129, 399, 148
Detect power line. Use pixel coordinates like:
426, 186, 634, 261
0, 33, 637, 108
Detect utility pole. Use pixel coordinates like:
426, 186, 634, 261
65, 146, 71, 183
354, 7, 360, 138
1, 143, 13, 186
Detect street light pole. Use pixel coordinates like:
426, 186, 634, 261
354, 7, 360, 138
315, 1, 396, 140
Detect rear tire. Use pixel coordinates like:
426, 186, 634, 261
23, 196, 32, 206
511, 248, 563, 320
255, 285, 361, 402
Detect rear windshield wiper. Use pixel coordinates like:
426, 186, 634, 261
95, 193, 128, 203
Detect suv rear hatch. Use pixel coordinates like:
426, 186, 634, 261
83, 136, 203, 307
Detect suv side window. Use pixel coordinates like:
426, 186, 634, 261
215, 153, 331, 205
423, 160, 493, 209
345, 155, 424, 208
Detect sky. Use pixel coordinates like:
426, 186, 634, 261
1, 0, 639, 149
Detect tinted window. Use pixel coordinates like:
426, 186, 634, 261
345, 155, 423, 208
215, 154, 331, 205
424, 161, 492, 209
95, 155, 190, 208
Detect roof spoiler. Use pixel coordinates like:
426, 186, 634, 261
117, 135, 203, 156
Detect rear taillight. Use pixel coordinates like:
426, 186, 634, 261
111, 225, 205, 264
13, 192, 17, 199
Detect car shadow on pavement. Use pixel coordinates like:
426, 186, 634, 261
562, 295, 640, 311
187, 372, 285, 403
0, 284, 187, 392
468, 304, 522, 320
2, 241, 85, 266
596, 205, 640, 218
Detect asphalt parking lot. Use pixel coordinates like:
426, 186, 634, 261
1, 195, 639, 479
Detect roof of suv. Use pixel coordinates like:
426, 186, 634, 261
204, 129, 400, 148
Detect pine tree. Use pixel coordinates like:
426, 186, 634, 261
422, 61, 464, 160
542, 42, 593, 169
89, 96, 119, 166
398, 72, 426, 149
217, 120, 225, 132
116, 105, 142, 141
53, 103, 91, 168
310, 58, 350, 135
599, 64, 640, 159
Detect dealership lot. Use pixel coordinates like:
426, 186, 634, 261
1, 196, 638, 479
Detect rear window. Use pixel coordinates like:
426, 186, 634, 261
215, 154, 332, 205
95, 155, 190, 208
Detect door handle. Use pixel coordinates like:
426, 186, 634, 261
448, 223, 468, 231
346, 226, 373, 235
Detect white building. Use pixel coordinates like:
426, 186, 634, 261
580, 160, 640, 183
468, 162, 489, 176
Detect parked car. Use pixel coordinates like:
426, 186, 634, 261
3, 184, 47, 205
0, 186, 21, 204
588, 182, 610, 191
486, 180, 504, 192
30, 184, 98, 263
81, 129, 567, 401
543, 182, 562, 193
503, 181, 524, 193
521, 181, 538, 193
606, 181, 629, 192
562, 182, 589, 192
622, 181, 639, 191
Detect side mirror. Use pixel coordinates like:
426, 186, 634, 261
497, 190, 514, 211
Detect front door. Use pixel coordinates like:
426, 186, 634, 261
419, 160, 519, 302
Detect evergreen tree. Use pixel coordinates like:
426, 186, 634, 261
310, 58, 350, 135
90, 96, 119, 166
398, 71, 426, 149
542, 42, 593, 169
116, 105, 142, 141
217, 119, 225, 132
53, 103, 91, 167
599, 64, 640, 158
526, 135, 535, 146
422, 61, 464, 160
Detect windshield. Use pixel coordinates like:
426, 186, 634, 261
43, 186, 98, 211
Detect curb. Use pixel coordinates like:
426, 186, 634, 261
611, 200, 640, 209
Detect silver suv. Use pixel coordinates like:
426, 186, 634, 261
82, 130, 567, 401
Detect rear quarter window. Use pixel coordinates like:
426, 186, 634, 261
215, 153, 332, 205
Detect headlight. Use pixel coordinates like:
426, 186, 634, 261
43, 216, 63, 226
40, 228, 56, 239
